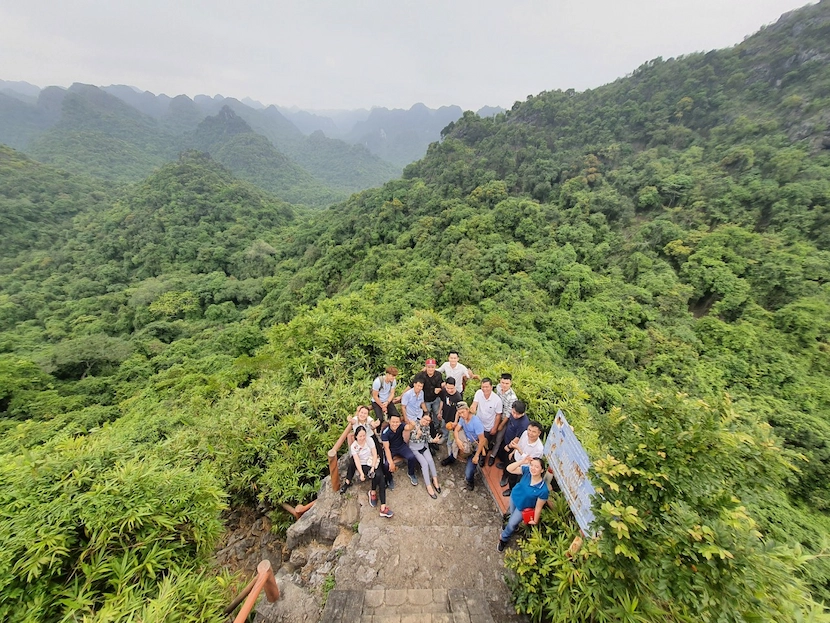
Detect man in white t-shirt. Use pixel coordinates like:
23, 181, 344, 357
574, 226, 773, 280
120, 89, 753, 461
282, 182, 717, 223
470, 377, 502, 466
504, 420, 545, 496
437, 351, 479, 394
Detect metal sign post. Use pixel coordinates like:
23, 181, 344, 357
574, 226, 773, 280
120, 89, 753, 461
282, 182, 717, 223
543, 409, 597, 537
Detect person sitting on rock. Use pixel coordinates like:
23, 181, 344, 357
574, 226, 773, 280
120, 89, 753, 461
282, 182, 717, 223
347, 405, 380, 448
498, 455, 549, 552
409, 412, 442, 499
371, 367, 400, 424
451, 401, 487, 490
400, 379, 427, 424
341, 426, 393, 518
503, 420, 545, 496
382, 412, 419, 488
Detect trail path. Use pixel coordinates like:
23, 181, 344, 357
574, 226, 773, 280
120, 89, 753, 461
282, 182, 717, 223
256, 452, 529, 622
330, 457, 524, 621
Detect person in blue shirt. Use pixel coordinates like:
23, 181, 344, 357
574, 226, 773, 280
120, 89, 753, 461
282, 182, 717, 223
498, 456, 549, 552
452, 401, 486, 491
400, 380, 426, 424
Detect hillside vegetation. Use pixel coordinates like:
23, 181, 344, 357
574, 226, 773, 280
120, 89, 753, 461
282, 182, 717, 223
0, 84, 399, 206
2, 2, 830, 622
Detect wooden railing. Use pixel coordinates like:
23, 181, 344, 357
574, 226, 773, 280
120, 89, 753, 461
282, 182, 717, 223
224, 559, 280, 623
327, 424, 352, 492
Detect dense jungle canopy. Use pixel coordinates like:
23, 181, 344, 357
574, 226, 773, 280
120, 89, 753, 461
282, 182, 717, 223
2, 1, 830, 621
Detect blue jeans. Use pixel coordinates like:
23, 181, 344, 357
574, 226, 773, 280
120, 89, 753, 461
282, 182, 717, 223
425, 397, 441, 419
465, 455, 477, 483
391, 444, 418, 476
501, 499, 524, 541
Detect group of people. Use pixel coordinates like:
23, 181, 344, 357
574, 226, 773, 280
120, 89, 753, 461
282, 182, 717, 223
339, 351, 550, 551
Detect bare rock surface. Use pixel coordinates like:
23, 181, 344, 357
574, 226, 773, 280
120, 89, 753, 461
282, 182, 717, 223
329, 459, 526, 622
257, 456, 527, 622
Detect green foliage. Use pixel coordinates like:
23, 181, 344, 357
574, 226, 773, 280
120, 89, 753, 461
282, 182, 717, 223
507, 391, 826, 622
2, 3, 830, 620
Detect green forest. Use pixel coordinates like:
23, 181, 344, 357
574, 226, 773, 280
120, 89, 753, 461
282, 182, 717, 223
2, 1, 830, 621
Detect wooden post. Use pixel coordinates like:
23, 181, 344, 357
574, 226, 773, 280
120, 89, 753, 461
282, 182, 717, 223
230, 560, 279, 623
259, 559, 280, 603
328, 449, 340, 492
281, 500, 316, 521
328, 424, 351, 492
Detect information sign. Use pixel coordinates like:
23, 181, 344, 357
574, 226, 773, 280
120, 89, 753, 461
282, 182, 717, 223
543, 410, 597, 536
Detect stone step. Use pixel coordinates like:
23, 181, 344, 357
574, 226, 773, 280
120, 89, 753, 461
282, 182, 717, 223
318, 588, 495, 623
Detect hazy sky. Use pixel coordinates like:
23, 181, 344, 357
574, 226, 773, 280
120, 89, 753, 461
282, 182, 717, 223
0, 0, 815, 111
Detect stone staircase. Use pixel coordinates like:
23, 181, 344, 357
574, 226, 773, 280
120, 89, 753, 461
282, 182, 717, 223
320, 588, 495, 623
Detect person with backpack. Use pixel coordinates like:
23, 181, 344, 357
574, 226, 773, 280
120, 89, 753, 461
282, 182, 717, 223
371, 366, 400, 424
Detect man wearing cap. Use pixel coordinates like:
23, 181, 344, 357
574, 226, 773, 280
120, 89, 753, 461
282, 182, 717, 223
452, 401, 487, 490
413, 359, 443, 423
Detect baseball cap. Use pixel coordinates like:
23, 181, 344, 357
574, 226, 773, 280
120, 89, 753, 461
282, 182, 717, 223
425, 358, 437, 365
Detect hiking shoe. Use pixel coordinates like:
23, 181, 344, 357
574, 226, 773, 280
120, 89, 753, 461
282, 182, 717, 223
368, 490, 377, 508
463, 479, 475, 491
409, 474, 418, 486
379, 507, 394, 518
498, 539, 507, 552
440, 456, 456, 466
388, 477, 395, 490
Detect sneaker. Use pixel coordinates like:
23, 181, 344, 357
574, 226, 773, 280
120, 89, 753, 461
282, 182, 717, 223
388, 477, 395, 490
497, 539, 507, 552
463, 479, 475, 491
368, 490, 377, 508
379, 507, 394, 518
409, 474, 418, 486
440, 456, 456, 466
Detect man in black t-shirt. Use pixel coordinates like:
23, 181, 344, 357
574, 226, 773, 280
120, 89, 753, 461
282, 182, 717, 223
438, 377, 463, 461
413, 358, 443, 422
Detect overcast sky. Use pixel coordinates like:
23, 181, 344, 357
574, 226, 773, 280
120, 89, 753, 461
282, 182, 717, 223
0, 0, 815, 112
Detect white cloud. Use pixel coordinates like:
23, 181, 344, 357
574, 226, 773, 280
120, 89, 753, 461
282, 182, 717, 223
0, 0, 815, 110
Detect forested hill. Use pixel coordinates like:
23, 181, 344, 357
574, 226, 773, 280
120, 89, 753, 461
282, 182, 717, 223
2, 2, 830, 623
0, 83, 399, 206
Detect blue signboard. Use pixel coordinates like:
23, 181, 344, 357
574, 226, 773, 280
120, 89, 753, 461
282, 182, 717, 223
543, 410, 597, 536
